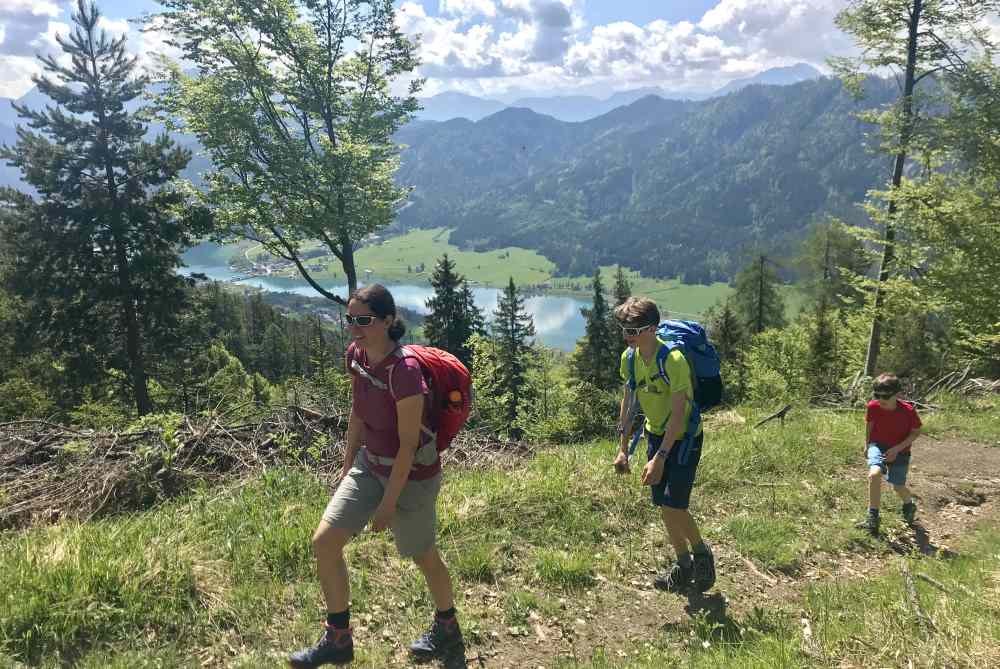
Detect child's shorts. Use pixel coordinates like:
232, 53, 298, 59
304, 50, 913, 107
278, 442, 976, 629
646, 431, 703, 509
867, 443, 910, 486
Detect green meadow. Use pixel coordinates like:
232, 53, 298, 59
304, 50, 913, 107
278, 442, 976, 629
3, 398, 998, 667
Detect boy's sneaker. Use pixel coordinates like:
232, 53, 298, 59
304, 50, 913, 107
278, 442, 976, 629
288, 624, 353, 668
856, 511, 879, 537
902, 501, 917, 525
692, 548, 716, 592
653, 561, 692, 593
409, 616, 463, 661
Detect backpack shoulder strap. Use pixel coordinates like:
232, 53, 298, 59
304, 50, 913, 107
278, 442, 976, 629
655, 342, 673, 385
626, 348, 639, 390
385, 346, 409, 402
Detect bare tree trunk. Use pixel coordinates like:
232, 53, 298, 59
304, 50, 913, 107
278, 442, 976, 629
865, 0, 922, 376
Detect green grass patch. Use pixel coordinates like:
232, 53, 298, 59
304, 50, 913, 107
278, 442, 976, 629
724, 515, 803, 572
2, 406, 996, 667
922, 394, 1000, 446
532, 548, 595, 589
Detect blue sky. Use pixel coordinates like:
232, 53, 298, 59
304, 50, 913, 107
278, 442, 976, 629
1, 0, 860, 99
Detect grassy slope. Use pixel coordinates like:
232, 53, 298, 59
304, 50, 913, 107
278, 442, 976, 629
2, 402, 997, 667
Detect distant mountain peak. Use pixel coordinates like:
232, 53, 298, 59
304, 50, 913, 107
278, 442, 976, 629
712, 63, 823, 97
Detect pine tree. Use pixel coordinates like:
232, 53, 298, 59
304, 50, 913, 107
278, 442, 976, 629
808, 297, 839, 398
570, 269, 619, 390
732, 255, 786, 335
612, 266, 632, 307
707, 297, 747, 402
795, 218, 871, 310
424, 254, 484, 368
0, 0, 207, 415
491, 277, 537, 439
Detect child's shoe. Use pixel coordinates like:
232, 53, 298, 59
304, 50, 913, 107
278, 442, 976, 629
654, 560, 692, 593
856, 510, 879, 537
692, 546, 716, 592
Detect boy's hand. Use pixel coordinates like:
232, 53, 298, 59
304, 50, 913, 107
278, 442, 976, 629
613, 451, 630, 474
884, 446, 901, 463
641, 456, 665, 486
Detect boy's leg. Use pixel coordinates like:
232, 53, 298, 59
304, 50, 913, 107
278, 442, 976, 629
868, 466, 883, 509
859, 445, 885, 536
887, 455, 915, 523
653, 435, 712, 592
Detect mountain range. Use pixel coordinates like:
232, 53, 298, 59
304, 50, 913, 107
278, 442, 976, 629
415, 63, 822, 122
1, 68, 893, 283
394, 76, 895, 282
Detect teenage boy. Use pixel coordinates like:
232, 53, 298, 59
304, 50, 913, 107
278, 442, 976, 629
612, 297, 715, 593
859, 373, 922, 536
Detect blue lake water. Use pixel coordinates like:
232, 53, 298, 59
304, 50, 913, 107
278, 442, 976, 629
181, 262, 589, 352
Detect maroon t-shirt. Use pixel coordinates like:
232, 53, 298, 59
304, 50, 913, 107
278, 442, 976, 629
866, 399, 922, 454
347, 345, 439, 480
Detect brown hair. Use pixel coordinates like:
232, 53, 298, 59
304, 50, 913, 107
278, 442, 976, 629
349, 284, 406, 341
613, 296, 660, 328
873, 373, 902, 395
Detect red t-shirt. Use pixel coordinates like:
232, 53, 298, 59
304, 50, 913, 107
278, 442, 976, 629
866, 399, 922, 454
347, 345, 439, 480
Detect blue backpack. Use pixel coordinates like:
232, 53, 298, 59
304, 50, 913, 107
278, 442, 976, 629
626, 320, 724, 415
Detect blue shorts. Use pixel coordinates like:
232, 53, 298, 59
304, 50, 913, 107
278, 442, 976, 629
867, 443, 910, 486
646, 431, 703, 510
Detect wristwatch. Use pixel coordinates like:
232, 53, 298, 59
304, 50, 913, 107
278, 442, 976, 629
654, 448, 669, 460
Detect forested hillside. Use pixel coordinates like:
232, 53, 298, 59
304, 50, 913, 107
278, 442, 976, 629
4, 76, 894, 283
395, 77, 897, 282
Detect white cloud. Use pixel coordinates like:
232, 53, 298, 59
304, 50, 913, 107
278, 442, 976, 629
0, 54, 41, 98
97, 16, 130, 38
699, 0, 851, 62
397, 0, 850, 96
439, 0, 496, 21
564, 19, 743, 82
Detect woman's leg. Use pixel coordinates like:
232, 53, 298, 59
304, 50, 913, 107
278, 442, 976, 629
312, 521, 354, 613
413, 546, 455, 611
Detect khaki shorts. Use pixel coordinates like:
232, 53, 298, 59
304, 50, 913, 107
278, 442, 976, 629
322, 450, 442, 558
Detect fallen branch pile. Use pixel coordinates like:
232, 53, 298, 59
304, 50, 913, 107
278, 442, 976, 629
0, 408, 532, 530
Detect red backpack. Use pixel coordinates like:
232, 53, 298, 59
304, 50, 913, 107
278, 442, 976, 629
348, 343, 473, 452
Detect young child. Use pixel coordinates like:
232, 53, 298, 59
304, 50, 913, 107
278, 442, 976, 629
859, 373, 922, 536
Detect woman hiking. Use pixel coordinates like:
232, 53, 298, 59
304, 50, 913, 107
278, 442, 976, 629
289, 284, 463, 667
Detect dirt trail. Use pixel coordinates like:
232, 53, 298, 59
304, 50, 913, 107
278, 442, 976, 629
399, 437, 1000, 669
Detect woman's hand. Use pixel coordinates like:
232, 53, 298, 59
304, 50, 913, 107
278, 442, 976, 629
370, 500, 396, 532
641, 456, 665, 486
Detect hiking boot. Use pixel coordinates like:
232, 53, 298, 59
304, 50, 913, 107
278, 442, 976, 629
409, 616, 463, 661
902, 501, 917, 525
856, 512, 879, 537
692, 548, 716, 592
653, 561, 692, 593
288, 624, 353, 668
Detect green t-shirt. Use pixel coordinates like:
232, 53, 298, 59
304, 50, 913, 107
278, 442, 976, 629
620, 346, 702, 437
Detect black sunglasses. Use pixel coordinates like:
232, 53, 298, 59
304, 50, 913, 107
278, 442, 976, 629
345, 314, 377, 326
619, 323, 654, 337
